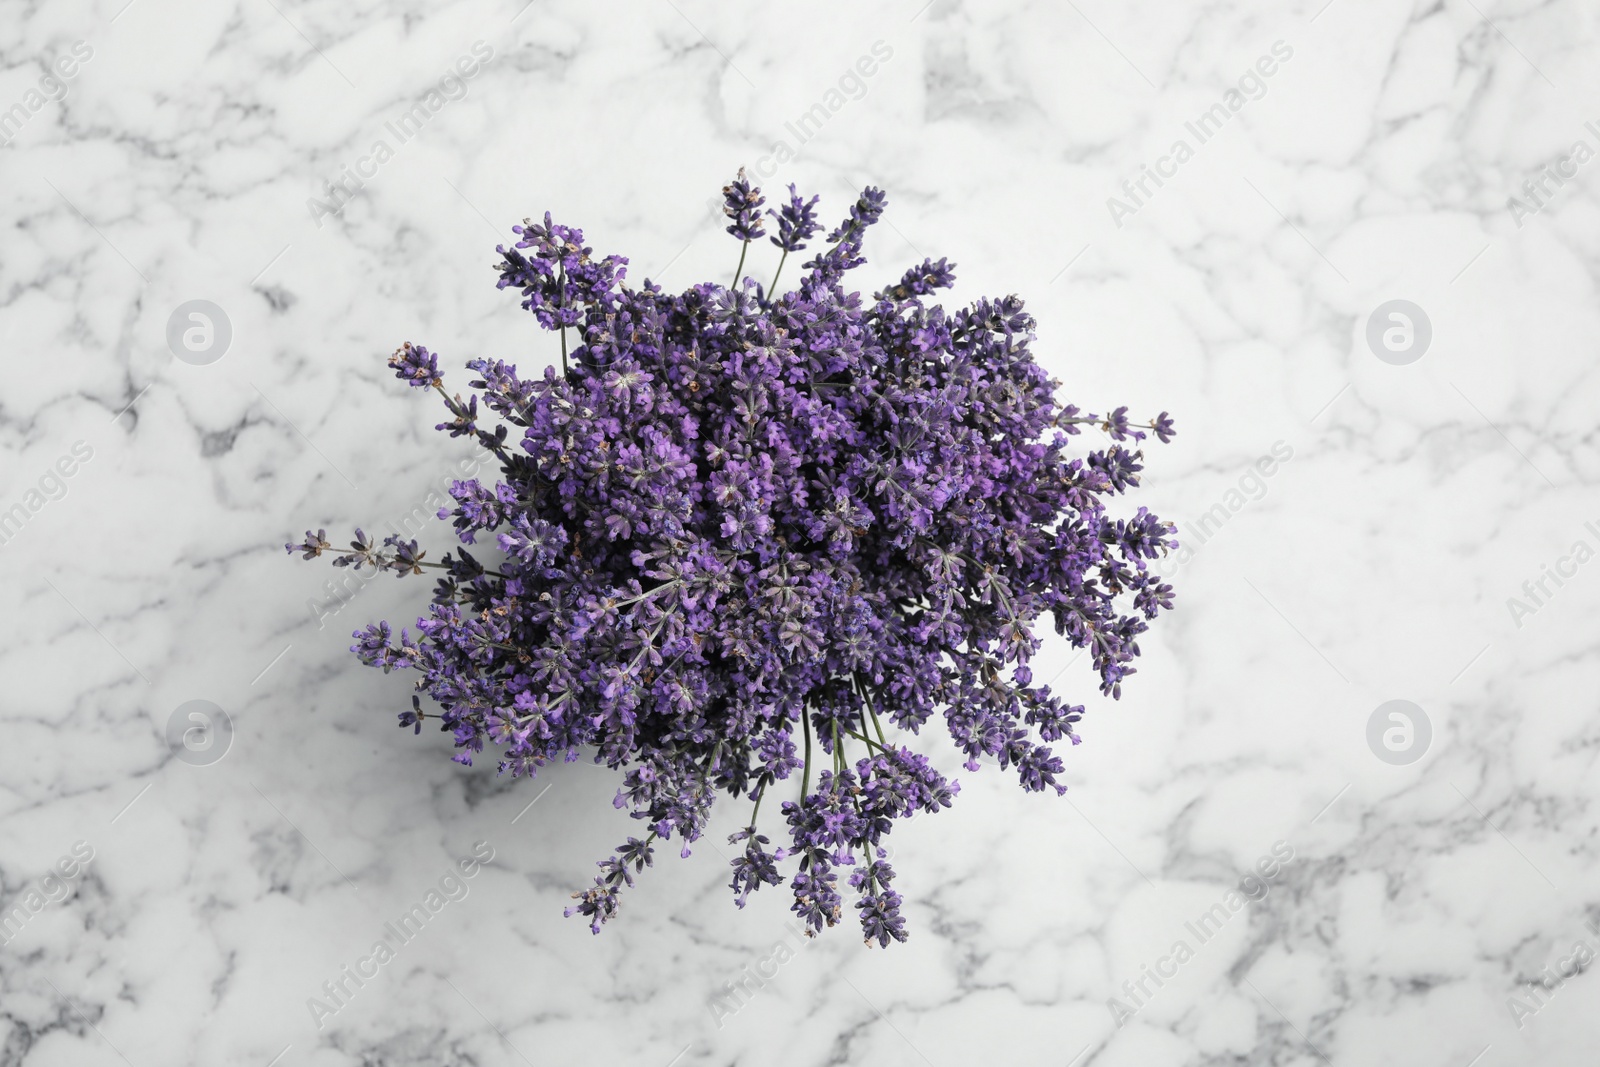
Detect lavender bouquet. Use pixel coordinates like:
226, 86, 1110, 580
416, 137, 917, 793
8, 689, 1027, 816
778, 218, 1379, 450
288, 173, 1177, 946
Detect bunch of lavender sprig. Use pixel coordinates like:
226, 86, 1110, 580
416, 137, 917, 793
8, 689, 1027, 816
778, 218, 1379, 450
288, 172, 1177, 946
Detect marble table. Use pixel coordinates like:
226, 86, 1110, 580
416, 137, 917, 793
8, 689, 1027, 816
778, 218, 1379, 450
3, 0, 1597, 1063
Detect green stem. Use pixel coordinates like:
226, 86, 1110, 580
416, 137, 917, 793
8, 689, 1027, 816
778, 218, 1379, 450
856, 673, 888, 746
801, 708, 813, 800
608, 578, 683, 609
867, 699, 887, 747
625, 616, 669, 673
556, 262, 568, 376
429, 381, 511, 463
732, 239, 750, 289
415, 559, 508, 580
768, 248, 789, 295
749, 778, 767, 829
1058, 414, 1167, 433
512, 688, 572, 724
842, 727, 886, 754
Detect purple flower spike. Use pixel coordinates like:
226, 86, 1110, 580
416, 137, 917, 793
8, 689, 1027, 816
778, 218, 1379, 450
722, 167, 767, 243
769, 184, 822, 253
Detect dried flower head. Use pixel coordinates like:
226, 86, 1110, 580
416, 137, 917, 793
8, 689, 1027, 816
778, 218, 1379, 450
289, 172, 1178, 945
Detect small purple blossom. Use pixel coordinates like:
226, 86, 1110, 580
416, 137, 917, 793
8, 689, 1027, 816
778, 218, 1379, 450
728, 827, 783, 907
769, 184, 822, 253
287, 529, 330, 560
722, 167, 767, 243
850, 853, 906, 947
289, 174, 1178, 946
388, 342, 440, 388
882, 257, 956, 301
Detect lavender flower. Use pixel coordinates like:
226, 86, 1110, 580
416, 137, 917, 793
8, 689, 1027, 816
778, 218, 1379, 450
722, 168, 766, 242
289, 171, 1178, 946
723, 167, 767, 289
769, 184, 822, 253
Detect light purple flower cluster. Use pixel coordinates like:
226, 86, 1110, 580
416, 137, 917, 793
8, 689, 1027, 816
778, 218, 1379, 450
288, 174, 1177, 946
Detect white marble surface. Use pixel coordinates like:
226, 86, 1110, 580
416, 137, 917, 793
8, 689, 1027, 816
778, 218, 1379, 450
3, 0, 1599, 1063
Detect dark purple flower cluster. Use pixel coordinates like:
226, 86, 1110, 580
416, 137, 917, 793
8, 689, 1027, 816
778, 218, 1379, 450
288, 174, 1177, 946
